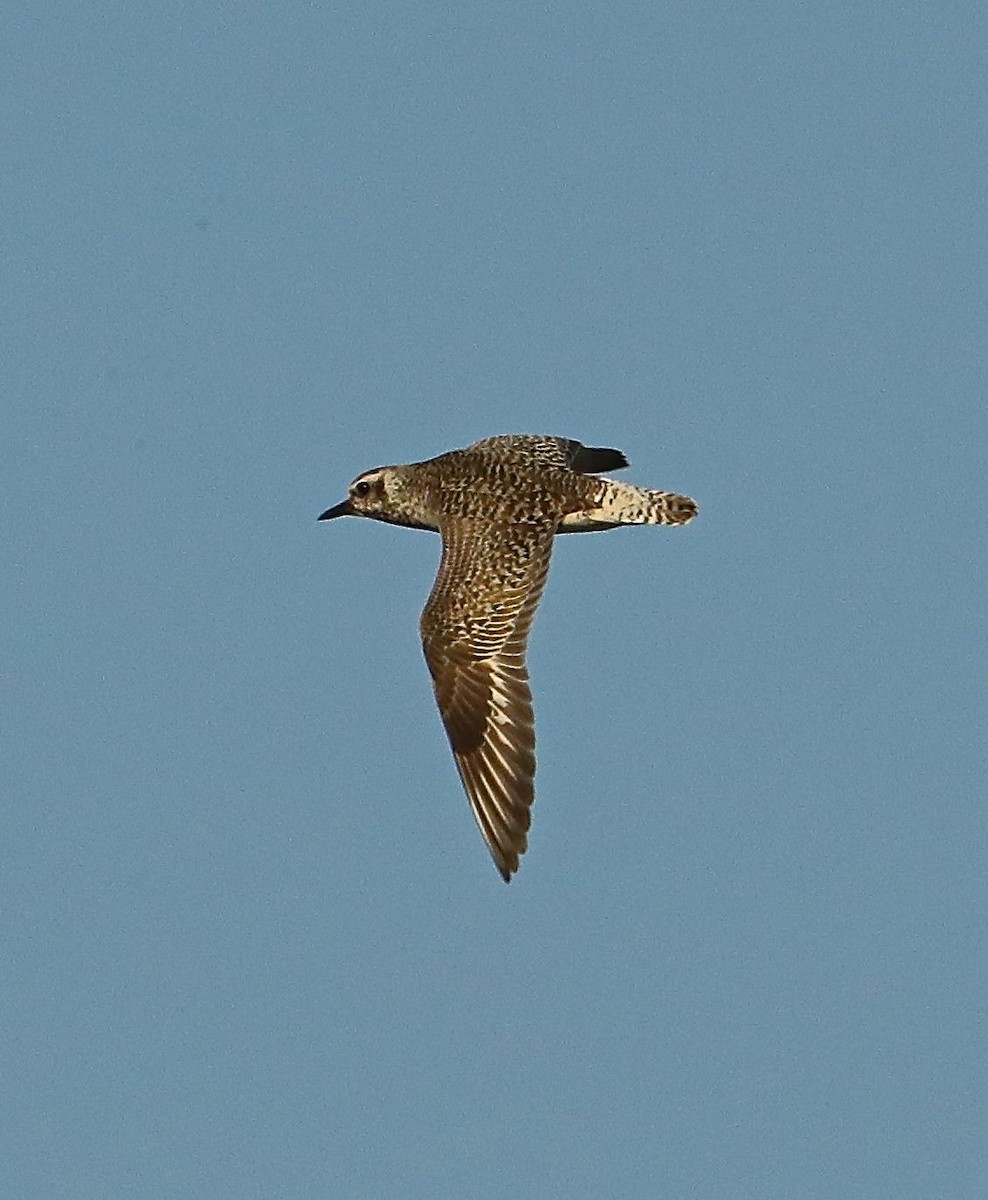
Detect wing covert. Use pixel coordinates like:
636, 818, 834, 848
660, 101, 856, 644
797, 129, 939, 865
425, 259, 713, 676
466, 435, 627, 475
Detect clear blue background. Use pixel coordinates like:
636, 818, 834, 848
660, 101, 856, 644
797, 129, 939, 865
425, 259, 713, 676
4, 3, 986, 1197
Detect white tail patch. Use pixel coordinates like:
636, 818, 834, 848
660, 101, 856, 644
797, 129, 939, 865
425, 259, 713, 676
559, 481, 697, 530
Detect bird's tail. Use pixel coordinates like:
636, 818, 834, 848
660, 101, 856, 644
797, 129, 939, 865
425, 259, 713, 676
622, 484, 698, 526
558, 481, 697, 532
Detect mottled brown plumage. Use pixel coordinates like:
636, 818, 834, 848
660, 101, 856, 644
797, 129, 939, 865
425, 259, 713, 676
318, 434, 697, 881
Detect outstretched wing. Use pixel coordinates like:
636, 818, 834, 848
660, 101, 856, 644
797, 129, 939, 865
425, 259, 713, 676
420, 518, 555, 881
467, 435, 628, 476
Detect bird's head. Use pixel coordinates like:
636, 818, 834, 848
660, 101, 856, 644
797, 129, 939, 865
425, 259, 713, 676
317, 466, 436, 530
317, 467, 394, 521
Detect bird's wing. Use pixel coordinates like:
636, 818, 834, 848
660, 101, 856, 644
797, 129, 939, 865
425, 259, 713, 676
420, 519, 556, 880
467, 435, 628, 475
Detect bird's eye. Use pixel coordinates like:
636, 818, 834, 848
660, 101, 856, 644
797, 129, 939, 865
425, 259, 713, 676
354, 481, 372, 497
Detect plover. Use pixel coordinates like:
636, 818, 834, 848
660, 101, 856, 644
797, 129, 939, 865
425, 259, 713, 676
319, 434, 697, 882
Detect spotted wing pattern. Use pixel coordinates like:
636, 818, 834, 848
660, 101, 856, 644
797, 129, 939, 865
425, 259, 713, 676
467, 435, 628, 476
420, 518, 556, 881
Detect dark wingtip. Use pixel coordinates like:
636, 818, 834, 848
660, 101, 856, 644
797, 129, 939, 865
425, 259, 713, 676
495, 858, 514, 883
571, 446, 629, 474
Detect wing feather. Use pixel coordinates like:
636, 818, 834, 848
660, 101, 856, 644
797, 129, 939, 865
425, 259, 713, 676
466, 435, 627, 475
420, 520, 554, 880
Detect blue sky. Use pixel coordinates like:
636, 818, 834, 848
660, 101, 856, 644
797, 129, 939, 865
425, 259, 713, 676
3, 3, 986, 1197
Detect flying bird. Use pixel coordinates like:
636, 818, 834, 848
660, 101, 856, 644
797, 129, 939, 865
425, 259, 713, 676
319, 434, 697, 881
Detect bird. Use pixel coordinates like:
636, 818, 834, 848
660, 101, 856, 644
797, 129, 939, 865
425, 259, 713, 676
318, 434, 697, 882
